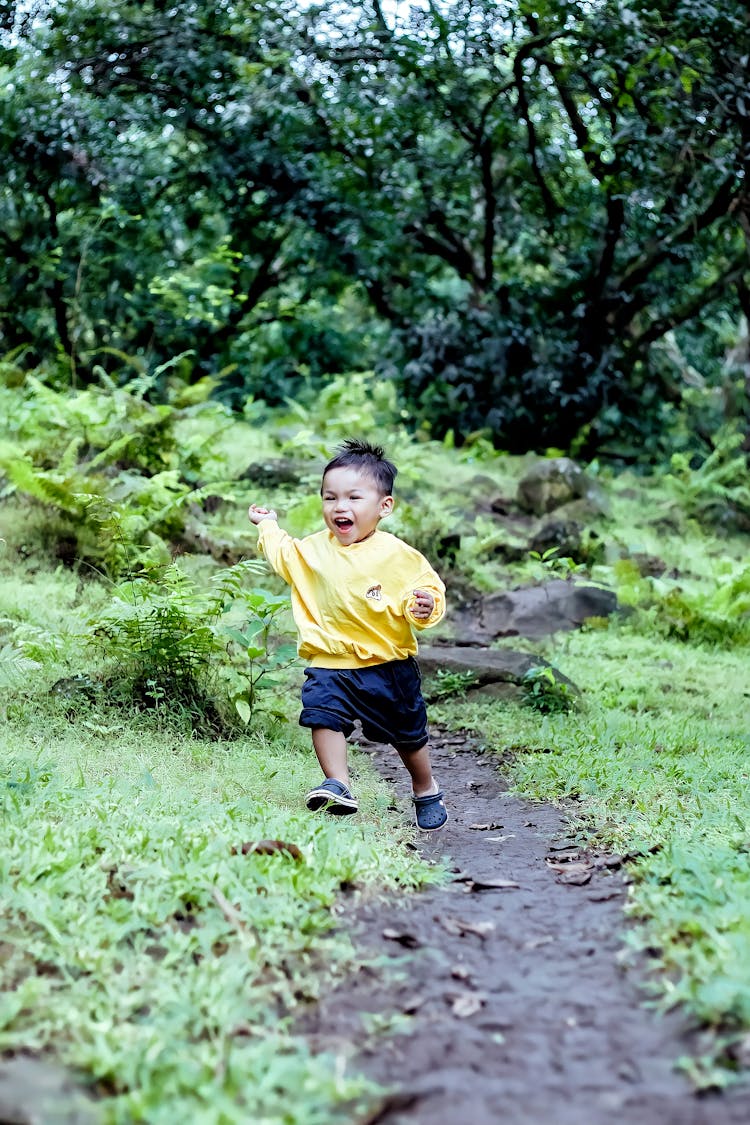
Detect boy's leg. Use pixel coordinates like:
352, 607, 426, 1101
305, 727, 358, 815
396, 741, 448, 831
395, 741, 437, 797
311, 727, 350, 786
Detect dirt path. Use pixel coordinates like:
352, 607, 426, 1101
303, 729, 750, 1125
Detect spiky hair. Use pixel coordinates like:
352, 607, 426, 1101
322, 438, 397, 496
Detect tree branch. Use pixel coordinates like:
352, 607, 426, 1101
628, 259, 747, 353
511, 52, 558, 225
611, 175, 740, 332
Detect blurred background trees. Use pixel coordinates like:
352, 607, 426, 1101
1, 0, 748, 456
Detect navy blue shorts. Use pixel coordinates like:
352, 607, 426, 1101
299, 657, 429, 753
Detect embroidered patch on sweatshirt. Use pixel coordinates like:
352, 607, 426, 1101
365, 584, 382, 601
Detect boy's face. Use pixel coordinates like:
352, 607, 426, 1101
321, 466, 393, 545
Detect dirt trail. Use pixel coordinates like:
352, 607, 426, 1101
303, 730, 750, 1125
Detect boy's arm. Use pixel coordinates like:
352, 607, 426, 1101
247, 505, 297, 586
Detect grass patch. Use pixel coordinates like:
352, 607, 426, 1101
3, 374, 750, 1099
0, 706, 440, 1122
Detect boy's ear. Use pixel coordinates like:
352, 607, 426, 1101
379, 495, 394, 517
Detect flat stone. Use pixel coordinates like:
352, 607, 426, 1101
419, 645, 579, 693
447, 580, 619, 641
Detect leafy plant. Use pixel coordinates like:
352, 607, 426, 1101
427, 668, 479, 701
521, 666, 577, 714
667, 427, 750, 530
528, 547, 588, 579
88, 560, 295, 729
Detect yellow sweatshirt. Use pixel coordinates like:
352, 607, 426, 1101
257, 521, 446, 668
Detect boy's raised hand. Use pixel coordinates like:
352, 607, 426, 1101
248, 504, 278, 525
410, 589, 435, 620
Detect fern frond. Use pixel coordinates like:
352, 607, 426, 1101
0, 643, 42, 687
5, 459, 99, 514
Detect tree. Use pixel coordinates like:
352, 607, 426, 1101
1, 0, 748, 452
283, 0, 749, 450
0, 0, 378, 394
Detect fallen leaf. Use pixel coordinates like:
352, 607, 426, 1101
592, 853, 626, 870
453, 873, 520, 891
382, 928, 422, 948
468, 822, 504, 831
559, 868, 593, 886
441, 916, 496, 940
401, 995, 427, 1014
463, 878, 520, 892
234, 839, 303, 860
451, 964, 472, 980
450, 990, 487, 1018
522, 935, 555, 950
545, 854, 594, 884
546, 858, 592, 874
545, 848, 583, 863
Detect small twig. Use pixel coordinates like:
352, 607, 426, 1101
211, 886, 257, 946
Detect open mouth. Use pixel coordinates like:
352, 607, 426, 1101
334, 518, 354, 532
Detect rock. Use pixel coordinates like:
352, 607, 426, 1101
543, 494, 611, 522
238, 459, 310, 487
629, 552, 669, 578
448, 580, 619, 641
0, 1057, 98, 1124
517, 458, 602, 516
419, 645, 579, 695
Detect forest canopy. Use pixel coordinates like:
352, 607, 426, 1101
1, 0, 748, 455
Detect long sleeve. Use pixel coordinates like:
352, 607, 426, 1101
256, 520, 302, 586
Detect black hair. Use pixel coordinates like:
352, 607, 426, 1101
322, 438, 397, 496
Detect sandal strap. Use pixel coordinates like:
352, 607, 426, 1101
412, 789, 444, 806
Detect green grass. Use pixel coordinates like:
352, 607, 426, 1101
0, 702, 440, 1123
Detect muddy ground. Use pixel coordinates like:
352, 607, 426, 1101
302, 729, 750, 1125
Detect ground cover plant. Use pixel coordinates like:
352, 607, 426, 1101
1, 367, 750, 1113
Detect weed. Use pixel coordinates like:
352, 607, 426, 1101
521, 666, 577, 714
427, 668, 479, 701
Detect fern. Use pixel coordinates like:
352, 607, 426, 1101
668, 427, 750, 526
88, 560, 292, 724
0, 643, 42, 687
5, 458, 102, 515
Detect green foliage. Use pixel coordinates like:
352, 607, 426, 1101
88, 561, 294, 729
608, 555, 750, 648
666, 427, 750, 530
2, 1, 747, 453
426, 668, 479, 701
0, 375, 244, 576
0, 642, 42, 689
0, 726, 432, 1123
653, 569, 750, 648
521, 666, 577, 714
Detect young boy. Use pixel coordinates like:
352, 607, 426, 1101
248, 438, 448, 831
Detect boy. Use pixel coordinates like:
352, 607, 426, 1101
248, 438, 448, 831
